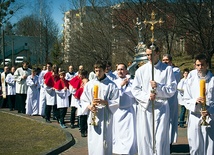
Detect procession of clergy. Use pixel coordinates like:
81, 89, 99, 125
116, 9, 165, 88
0, 44, 214, 155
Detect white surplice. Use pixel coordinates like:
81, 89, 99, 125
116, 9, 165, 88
131, 61, 177, 155
38, 70, 47, 115
55, 89, 70, 108
183, 69, 214, 155
177, 77, 187, 105
5, 73, 16, 95
80, 76, 119, 155
169, 66, 181, 144
14, 67, 31, 94
113, 77, 137, 155
25, 75, 40, 115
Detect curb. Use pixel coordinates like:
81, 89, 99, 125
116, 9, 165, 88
43, 131, 75, 155
0, 110, 75, 155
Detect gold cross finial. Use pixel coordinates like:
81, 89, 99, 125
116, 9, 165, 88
143, 11, 164, 43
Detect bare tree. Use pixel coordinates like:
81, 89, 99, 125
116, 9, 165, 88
163, 0, 214, 68
31, 0, 60, 64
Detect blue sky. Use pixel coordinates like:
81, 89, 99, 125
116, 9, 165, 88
10, 0, 120, 32
10, 0, 70, 32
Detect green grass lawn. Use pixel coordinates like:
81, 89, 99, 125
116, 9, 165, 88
0, 112, 67, 155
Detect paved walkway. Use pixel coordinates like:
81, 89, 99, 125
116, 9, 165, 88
1, 108, 189, 155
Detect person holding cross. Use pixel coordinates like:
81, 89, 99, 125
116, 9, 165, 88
131, 44, 177, 155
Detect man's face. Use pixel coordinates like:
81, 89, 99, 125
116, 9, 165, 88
183, 71, 189, 78
69, 66, 73, 72
117, 64, 127, 78
46, 64, 52, 71
146, 49, 159, 63
31, 70, 36, 76
162, 56, 170, 64
105, 65, 111, 73
11, 67, 16, 73
195, 59, 208, 76
95, 67, 105, 79
4, 67, 9, 73
60, 74, 65, 79
79, 65, 83, 70
23, 63, 28, 69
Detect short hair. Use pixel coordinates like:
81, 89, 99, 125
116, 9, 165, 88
162, 54, 172, 61
79, 69, 88, 77
94, 60, 106, 70
22, 61, 29, 65
194, 53, 209, 63
117, 63, 127, 69
147, 43, 159, 52
105, 60, 112, 67
183, 68, 189, 74
59, 70, 66, 75
31, 68, 37, 72
47, 62, 53, 67
52, 64, 59, 74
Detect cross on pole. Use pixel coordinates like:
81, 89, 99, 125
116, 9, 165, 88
143, 10, 164, 43
143, 10, 164, 154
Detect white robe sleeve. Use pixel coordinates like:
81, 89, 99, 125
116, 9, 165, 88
105, 83, 119, 114
26, 76, 35, 87
55, 89, 71, 98
80, 83, 91, 114
183, 75, 199, 112
5, 74, 15, 86
155, 66, 177, 99
14, 69, 22, 82
206, 77, 214, 115
131, 69, 150, 110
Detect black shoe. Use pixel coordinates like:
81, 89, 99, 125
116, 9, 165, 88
81, 133, 87, 137
70, 124, 75, 128
46, 119, 52, 123
180, 125, 185, 128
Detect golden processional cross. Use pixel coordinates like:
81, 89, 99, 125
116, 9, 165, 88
143, 10, 164, 154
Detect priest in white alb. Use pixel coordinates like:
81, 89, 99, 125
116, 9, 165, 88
113, 63, 137, 155
131, 44, 177, 155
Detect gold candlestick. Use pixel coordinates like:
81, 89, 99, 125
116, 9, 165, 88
90, 85, 99, 126
199, 78, 209, 126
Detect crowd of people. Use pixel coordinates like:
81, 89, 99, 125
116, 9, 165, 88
0, 44, 214, 155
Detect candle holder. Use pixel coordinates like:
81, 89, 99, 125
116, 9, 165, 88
199, 77, 209, 126
90, 85, 99, 126
89, 111, 98, 126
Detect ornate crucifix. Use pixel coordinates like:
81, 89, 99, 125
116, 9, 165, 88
143, 10, 164, 43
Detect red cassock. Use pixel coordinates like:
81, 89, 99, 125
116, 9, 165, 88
69, 75, 82, 90
54, 79, 69, 90
44, 71, 60, 87
74, 87, 83, 99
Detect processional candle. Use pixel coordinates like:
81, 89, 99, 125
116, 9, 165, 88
93, 85, 98, 98
200, 79, 206, 98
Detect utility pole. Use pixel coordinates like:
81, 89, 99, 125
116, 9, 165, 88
1, 29, 5, 66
